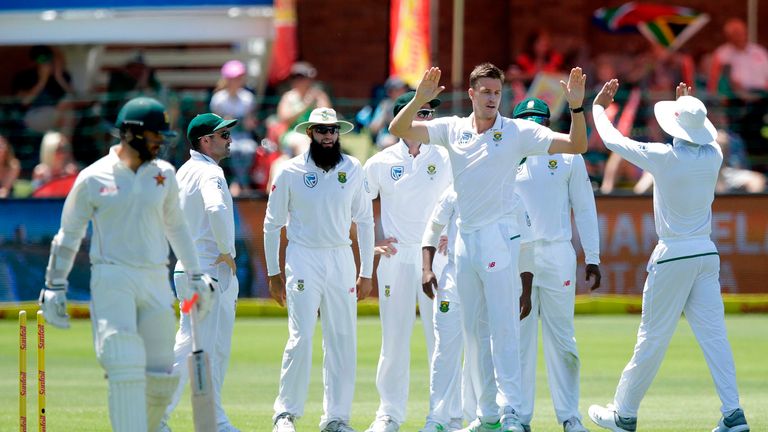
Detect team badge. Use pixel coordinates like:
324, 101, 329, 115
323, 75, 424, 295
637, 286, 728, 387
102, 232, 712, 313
459, 131, 472, 145
337, 171, 347, 184
384, 285, 391, 297
439, 301, 450, 313
304, 172, 318, 188
493, 131, 502, 142
548, 159, 558, 170
426, 164, 437, 175
320, 109, 331, 120
391, 166, 404, 181
154, 172, 166, 186
297, 279, 305, 291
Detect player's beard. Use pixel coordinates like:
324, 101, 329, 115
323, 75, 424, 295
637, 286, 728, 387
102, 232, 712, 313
309, 137, 343, 170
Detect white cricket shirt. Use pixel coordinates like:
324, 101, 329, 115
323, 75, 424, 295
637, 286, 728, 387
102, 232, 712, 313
53, 146, 200, 272
263, 152, 375, 277
515, 153, 600, 264
425, 114, 555, 232
176, 150, 236, 266
364, 141, 452, 245
593, 104, 721, 256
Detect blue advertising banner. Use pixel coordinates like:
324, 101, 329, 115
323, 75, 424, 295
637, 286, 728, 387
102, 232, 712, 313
0, 0, 271, 12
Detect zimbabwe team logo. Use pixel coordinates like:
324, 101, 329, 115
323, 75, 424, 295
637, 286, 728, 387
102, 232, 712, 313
493, 131, 502, 142
391, 166, 404, 181
338, 171, 347, 183
304, 172, 318, 188
426, 164, 437, 175
439, 301, 450, 313
548, 159, 558, 170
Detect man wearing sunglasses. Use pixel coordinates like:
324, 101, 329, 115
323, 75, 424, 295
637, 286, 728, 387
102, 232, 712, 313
38, 97, 213, 431
266, 108, 374, 432
362, 91, 452, 432
159, 113, 241, 432
512, 98, 601, 432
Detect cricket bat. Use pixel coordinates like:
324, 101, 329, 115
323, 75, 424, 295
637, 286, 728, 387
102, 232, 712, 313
181, 294, 217, 432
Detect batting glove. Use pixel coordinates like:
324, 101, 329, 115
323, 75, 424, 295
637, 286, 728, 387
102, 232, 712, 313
38, 280, 70, 329
185, 273, 216, 320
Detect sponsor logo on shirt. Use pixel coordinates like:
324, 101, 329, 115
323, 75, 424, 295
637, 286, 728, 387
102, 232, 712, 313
426, 163, 437, 175
459, 131, 472, 145
563, 280, 571, 287
391, 166, 404, 181
488, 261, 496, 269
493, 131, 502, 142
439, 301, 450, 313
297, 279, 305, 291
304, 172, 318, 188
338, 171, 347, 184
154, 172, 166, 186
99, 185, 119, 195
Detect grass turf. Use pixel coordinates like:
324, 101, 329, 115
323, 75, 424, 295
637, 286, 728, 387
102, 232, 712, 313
1, 315, 766, 431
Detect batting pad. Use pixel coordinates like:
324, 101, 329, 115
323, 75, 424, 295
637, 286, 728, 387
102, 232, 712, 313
146, 371, 181, 432
99, 332, 147, 431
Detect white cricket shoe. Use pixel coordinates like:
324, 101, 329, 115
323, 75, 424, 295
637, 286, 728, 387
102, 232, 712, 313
323, 420, 357, 432
563, 416, 589, 432
420, 421, 447, 432
712, 408, 750, 432
459, 418, 502, 432
588, 405, 636, 432
500, 407, 524, 432
273, 412, 297, 432
365, 415, 399, 432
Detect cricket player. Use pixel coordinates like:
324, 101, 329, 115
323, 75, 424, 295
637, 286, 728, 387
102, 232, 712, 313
363, 91, 452, 432
160, 113, 240, 432
512, 98, 601, 432
390, 64, 587, 432
588, 81, 750, 432
38, 96, 214, 432
265, 107, 375, 432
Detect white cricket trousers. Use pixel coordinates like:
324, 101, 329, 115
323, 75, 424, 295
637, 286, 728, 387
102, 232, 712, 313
166, 261, 239, 426
519, 241, 581, 424
375, 244, 436, 424
274, 243, 358, 429
427, 256, 470, 426
613, 250, 741, 418
455, 218, 523, 421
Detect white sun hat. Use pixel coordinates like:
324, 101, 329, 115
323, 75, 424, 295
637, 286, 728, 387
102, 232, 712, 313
294, 107, 354, 135
654, 95, 717, 145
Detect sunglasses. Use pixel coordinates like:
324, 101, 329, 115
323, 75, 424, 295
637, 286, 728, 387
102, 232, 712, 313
312, 125, 340, 135
202, 130, 231, 140
417, 109, 435, 119
523, 115, 550, 126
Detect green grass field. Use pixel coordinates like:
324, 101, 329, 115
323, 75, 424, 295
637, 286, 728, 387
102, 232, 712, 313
1, 315, 766, 432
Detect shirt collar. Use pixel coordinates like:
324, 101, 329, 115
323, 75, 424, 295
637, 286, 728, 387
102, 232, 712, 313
190, 149, 216, 164
465, 112, 503, 133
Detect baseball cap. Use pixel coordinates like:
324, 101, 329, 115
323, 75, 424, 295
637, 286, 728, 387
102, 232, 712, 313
512, 97, 550, 119
221, 60, 246, 79
290, 62, 317, 79
393, 91, 441, 117
187, 113, 238, 143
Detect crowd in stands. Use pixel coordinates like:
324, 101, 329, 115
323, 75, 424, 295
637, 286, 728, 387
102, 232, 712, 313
0, 17, 766, 199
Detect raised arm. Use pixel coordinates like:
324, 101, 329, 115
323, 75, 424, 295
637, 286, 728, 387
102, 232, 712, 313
548, 67, 588, 155
389, 67, 444, 143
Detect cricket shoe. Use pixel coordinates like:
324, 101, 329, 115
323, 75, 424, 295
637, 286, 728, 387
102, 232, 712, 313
218, 422, 242, 432
563, 416, 589, 432
500, 407, 525, 432
458, 418, 502, 431
273, 412, 297, 432
588, 405, 636, 432
323, 420, 357, 432
365, 415, 399, 432
420, 421, 446, 432
712, 408, 750, 432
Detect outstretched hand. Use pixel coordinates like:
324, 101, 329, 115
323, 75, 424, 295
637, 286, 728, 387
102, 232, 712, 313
560, 67, 587, 108
675, 82, 691, 100
594, 79, 619, 108
415, 67, 445, 107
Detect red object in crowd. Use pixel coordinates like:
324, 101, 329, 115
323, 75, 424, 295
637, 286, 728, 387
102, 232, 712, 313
250, 145, 282, 194
31, 174, 78, 198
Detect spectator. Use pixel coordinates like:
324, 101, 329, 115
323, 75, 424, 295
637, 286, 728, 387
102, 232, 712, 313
716, 129, 766, 193
515, 29, 565, 82
104, 51, 164, 124
368, 75, 409, 148
0, 135, 21, 198
32, 131, 79, 191
273, 62, 331, 150
210, 59, 259, 196
12, 45, 76, 138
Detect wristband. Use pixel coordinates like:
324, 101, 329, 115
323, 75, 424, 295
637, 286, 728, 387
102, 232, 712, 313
570, 106, 584, 113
